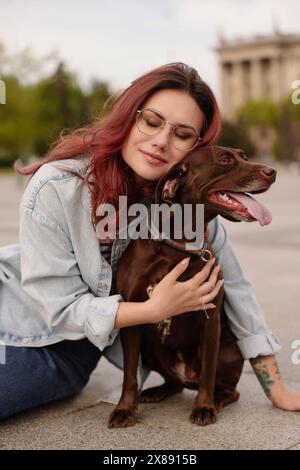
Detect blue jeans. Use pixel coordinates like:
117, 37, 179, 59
0, 339, 102, 420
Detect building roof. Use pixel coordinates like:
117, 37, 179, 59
216, 31, 300, 52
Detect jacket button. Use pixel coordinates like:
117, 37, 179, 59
100, 282, 109, 290
22, 337, 30, 345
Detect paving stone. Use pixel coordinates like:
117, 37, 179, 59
0, 165, 299, 449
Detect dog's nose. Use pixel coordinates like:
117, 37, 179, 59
261, 166, 277, 180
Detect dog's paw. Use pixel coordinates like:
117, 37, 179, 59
108, 407, 136, 428
138, 383, 183, 403
190, 406, 217, 426
138, 387, 163, 403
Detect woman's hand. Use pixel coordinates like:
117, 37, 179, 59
145, 256, 224, 323
271, 388, 300, 411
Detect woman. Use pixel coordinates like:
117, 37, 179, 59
0, 62, 299, 420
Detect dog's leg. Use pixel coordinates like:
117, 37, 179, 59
214, 315, 244, 411
138, 380, 183, 403
190, 313, 221, 426
214, 384, 240, 411
108, 327, 141, 428
137, 283, 184, 403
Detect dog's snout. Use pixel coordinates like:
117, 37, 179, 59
261, 166, 277, 180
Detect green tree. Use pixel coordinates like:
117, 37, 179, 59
87, 79, 111, 121
0, 75, 36, 164
218, 119, 256, 157
276, 97, 300, 162
32, 62, 86, 156
0, 42, 112, 166
237, 100, 279, 128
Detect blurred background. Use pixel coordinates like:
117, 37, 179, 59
0, 0, 300, 168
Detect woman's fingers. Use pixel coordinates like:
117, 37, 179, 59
190, 257, 216, 285
188, 280, 223, 312
199, 279, 224, 304
197, 265, 221, 294
166, 257, 191, 283
196, 303, 216, 311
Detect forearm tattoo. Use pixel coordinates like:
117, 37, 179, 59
250, 356, 281, 399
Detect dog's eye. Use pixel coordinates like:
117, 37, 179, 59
241, 154, 248, 162
220, 155, 233, 164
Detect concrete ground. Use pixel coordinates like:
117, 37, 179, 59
0, 163, 299, 450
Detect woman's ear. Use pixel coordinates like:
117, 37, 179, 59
155, 161, 190, 204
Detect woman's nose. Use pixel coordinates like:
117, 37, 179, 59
150, 126, 172, 150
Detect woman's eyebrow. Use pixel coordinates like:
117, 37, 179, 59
150, 108, 198, 131
177, 123, 197, 130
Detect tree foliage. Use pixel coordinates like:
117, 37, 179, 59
218, 119, 256, 157
0, 44, 111, 166
237, 100, 279, 127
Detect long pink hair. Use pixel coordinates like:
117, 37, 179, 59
14, 62, 221, 231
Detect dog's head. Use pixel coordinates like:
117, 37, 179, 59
155, 146, 276, 226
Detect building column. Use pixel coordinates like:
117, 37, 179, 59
250, 59, 262, 100
270, 56, 282, 101
220, 61, 233, 120
231, 61, 245, 113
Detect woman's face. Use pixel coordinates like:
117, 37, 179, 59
121, 89, 205, 185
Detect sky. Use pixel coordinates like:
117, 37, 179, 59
0, 0, 299, 98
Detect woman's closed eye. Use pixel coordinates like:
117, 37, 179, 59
146, 118, 162, 128
174, 128, 195, 140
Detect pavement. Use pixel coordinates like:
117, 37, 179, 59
0, 163, 299, 450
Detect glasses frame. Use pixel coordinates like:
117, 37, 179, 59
136, 108, 202, 151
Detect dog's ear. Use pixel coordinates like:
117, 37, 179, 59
155, 161, 190, 204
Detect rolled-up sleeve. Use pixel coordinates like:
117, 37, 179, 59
208, 217, 281, 359
19, 195, 122, 352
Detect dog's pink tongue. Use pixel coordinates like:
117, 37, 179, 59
226, 192, 272, 226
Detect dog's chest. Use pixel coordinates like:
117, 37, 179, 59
143, 312, 204, 349
171, 352, 199, 386
141, 316, 204, 388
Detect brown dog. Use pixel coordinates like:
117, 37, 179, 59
109, 146, 276, 428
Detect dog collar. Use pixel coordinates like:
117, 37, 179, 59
148, 221, 213, 263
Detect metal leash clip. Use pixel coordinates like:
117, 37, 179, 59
200, 248, 213, 263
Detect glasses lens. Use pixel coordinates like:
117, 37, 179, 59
137, 109, 164, 136
172, 125, 199, 151
136, 108, 200, 151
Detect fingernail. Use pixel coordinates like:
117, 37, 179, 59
220, 279, 224, 284
181, 257, 190, 265
211, 257, 216, 263
210, 304, 216, 308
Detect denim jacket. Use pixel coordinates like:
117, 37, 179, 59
0, 155, 281, 372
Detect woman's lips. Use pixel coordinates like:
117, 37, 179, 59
140, 150, 167, 165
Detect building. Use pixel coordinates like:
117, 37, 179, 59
216, 30, 300, 121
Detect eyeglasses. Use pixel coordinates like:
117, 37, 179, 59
136, 108, 202, 151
